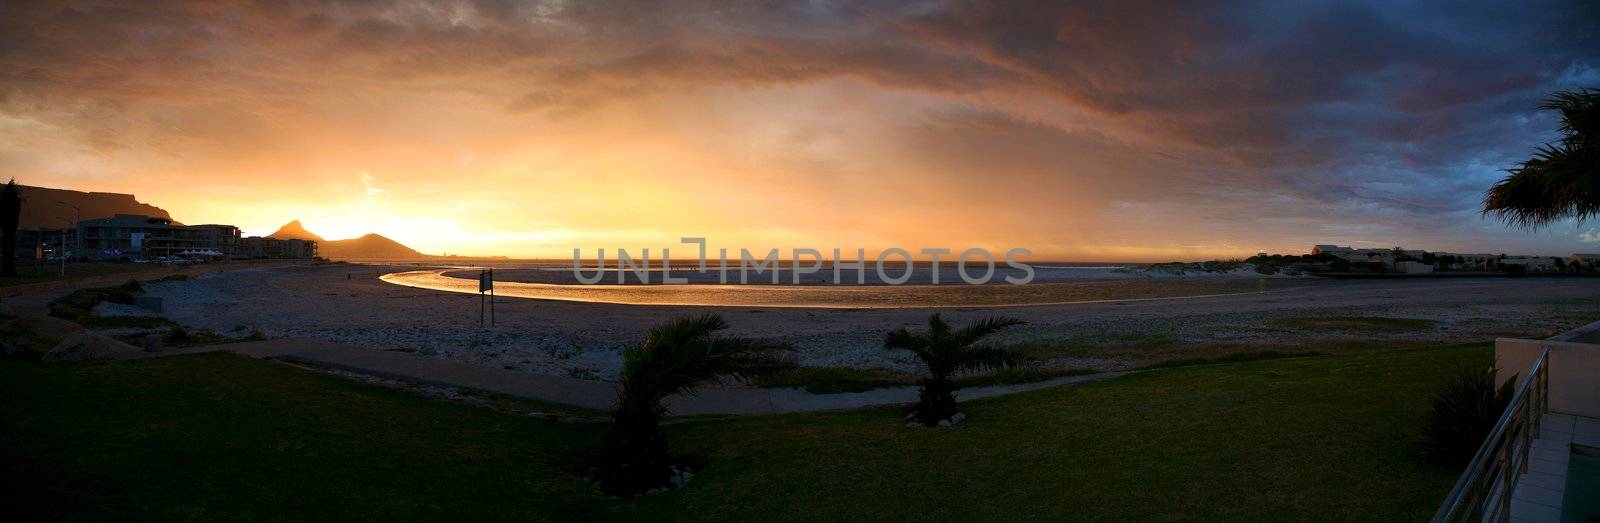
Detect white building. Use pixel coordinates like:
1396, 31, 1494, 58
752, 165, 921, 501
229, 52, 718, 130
1499, 256, 1558, 272
1395, 261, 1434, 274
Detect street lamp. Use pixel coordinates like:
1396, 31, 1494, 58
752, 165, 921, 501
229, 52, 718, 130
57, 202, 80, 277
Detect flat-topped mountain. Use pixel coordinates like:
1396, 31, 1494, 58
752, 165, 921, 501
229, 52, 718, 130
14, 184, 171, 228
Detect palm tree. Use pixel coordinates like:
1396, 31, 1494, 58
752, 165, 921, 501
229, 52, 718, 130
595, 314, 794, 496
0, 180, 20, 277
885, 314, 1026, 426
1484, 87, 1599, 228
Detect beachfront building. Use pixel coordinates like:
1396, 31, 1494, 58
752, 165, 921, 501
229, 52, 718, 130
1394, 261, 1433, 274
1310, 245, 1354, 256
1434, 320, 1600, 520
1312, 245, 1398, 266
1435, 252, 1498, 270
12, 227, 76, 259
76, 214, 242, 259
240, 236, 318, 259
1499, 256, 1559, 272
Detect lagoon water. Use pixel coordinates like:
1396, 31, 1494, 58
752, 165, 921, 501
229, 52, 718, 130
379, 265, 1299, 308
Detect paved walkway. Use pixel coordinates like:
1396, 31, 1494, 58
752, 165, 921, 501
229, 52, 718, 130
129, 338, 1122, 415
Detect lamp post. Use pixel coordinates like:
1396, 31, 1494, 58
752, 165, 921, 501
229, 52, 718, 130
57, 202, 80, 274
57, 218, 70, 277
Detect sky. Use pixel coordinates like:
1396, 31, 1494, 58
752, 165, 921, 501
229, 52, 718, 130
1, 0, 1598, 261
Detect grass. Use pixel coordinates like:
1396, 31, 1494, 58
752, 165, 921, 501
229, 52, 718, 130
0, 345, 1486, 521
753, 366, 1100, 394
111, 326, 264, 349
0, 262, 153, 287
753, 367, 913, 393
1006, 331, 1180, 358
1273, 316, 1438, 332
47, 280, 142, 322
77, 315, 177, 329
1136, 350, 1322, 370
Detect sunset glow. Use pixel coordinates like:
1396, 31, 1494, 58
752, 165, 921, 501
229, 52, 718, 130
3, 1, 1597, 259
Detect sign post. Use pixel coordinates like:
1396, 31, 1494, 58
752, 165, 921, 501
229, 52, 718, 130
478, 268, 495, 327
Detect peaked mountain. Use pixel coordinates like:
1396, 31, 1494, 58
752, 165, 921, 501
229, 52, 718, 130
14, 184, 171, 228
267, 220, 426, 259
268, 220, 324, 242
320, 233, 425, 259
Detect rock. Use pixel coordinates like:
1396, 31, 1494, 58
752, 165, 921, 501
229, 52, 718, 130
40, 330, 135, 362
937, 419, 952, 427
951, 413, 966, 424
907, 421, 921, 428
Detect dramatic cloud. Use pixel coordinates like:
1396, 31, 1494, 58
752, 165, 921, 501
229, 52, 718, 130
1, 0, 1596, 258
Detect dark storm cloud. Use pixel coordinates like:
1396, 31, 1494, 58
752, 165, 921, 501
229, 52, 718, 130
2, 0, 1597, 252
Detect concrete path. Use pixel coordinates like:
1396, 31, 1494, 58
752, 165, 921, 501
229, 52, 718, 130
139, 338, 1122, 415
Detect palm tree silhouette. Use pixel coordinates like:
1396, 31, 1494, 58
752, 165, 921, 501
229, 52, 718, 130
1, 180, 20, 277
885, 314, 1026, 426
1484, 88, 1599, 228
595, 314, 793, 496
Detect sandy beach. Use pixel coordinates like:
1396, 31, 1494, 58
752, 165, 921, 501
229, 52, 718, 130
121, 263, 1600, 381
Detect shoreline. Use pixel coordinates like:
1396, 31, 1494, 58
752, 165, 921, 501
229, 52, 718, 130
382, 268, 1314, 309
103, 263, 1600, 382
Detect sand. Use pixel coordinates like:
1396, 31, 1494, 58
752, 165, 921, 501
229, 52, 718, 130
138, 263, 1600, 380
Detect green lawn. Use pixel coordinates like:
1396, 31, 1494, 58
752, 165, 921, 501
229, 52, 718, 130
0, 345, 1485, 521
0, 262, 153, 287
1273, 316, 1438, 332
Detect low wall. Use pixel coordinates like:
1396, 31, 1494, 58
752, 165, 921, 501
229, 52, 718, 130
1497, 323, 1600, 418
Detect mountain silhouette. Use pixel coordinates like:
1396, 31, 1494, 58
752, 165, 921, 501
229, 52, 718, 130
268, 220, 325, 242
268, 220, 425, 259
15, 184, 171, 228
320, 233, 425, 259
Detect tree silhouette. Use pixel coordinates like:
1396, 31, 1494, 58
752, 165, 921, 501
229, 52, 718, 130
1, 180, 21, 277
1484, 88, 1599, 227
885, 314, 1026, 425
595, 314, 793, 496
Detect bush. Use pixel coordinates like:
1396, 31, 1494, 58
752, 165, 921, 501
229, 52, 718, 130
47, 282, 143, 321
165, 326, 191, 343
1421, 366, 1516, 469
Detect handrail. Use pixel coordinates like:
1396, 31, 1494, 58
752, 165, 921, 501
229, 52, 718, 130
1431, 347, 1550, 522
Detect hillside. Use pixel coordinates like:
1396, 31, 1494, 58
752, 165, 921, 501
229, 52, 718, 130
320, 233, 426, 259
13, 184, 171, 228
265, 220, 427, 259
268, 220, 325, 242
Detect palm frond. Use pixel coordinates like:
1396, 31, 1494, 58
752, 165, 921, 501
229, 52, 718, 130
926, 313, 950, 339
954, 316, 1027, 347
1484, 144, 1600, 228
1484, 86, 1600, 228
954, 346, 1023, 372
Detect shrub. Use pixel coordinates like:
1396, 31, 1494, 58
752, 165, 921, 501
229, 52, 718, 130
1421, 366, 1516, 469
165, 326, 191, 343
595, 315, 794, 496
885, 314, 1026, 426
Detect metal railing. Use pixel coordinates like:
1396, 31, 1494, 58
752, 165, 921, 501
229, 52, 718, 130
1432, 347, 1551, 522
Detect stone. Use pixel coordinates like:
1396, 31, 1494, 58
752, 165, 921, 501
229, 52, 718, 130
951, 413, 966, 424
937, 419, 952, 427
41, 331, 131, 362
